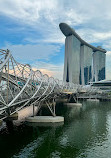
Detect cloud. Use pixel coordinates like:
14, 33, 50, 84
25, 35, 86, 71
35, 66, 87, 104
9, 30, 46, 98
32, 61, 64, 80
0, 0, 92, 44
2, 42, 64, 79
0, 0, 111, 46
0, 0, 111, 49
1, 0, 111, 80
2, 43, 61, 62
103, 40, 111, 50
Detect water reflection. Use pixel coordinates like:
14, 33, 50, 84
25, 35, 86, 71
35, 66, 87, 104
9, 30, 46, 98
0, 101, 111, 158
57, 101, 110, 158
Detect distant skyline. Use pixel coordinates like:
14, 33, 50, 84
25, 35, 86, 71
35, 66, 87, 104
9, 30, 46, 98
0, 0, 111, 80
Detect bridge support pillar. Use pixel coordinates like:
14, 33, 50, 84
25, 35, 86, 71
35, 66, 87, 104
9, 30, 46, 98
26, 116, 64, 124
26, 99, 64, 126
34, 99, 56, 117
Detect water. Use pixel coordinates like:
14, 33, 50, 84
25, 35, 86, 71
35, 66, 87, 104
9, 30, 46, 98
1, 101, 111, 158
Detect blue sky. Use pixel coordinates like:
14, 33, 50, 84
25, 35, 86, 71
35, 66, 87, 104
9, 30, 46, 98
0, 0, 111, 80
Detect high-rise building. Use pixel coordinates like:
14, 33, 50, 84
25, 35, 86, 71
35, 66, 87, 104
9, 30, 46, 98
93, 51, 106, 82
80, 45, 93, 85
64, 35, 81, 84
59, 23, 106, 85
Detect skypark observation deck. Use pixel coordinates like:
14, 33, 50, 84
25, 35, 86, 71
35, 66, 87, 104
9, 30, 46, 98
59, 23, 106, 85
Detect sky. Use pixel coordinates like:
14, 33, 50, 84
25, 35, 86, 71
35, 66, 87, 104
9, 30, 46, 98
0, 0, 111, 80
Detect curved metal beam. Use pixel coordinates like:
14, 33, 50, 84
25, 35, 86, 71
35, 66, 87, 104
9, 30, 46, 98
0, 50, 11, 70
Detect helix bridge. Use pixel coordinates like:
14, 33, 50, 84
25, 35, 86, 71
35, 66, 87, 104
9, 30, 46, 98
0, 49, 101, 121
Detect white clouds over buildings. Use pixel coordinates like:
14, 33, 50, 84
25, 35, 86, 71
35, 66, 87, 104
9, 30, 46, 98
0, 0, 111, 79
3, 43, 61, 61
1, 0, 111, 46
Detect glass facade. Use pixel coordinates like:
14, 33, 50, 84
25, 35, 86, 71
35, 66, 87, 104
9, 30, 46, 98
93, 51, 106, 81
63, 37, 106, 85
80, 45, 93, 85
63, 35, 81, 84
60, 22, 106, 85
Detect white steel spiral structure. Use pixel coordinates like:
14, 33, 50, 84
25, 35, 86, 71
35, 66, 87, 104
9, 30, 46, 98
0, 49, 103, 120
0, 49, 80, 120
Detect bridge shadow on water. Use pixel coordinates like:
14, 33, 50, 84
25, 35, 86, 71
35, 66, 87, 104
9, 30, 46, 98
0, 101, 111, 158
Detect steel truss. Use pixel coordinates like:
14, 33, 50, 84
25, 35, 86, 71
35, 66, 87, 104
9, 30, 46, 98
0, 49, 102, 120
0, 49, 78, 120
